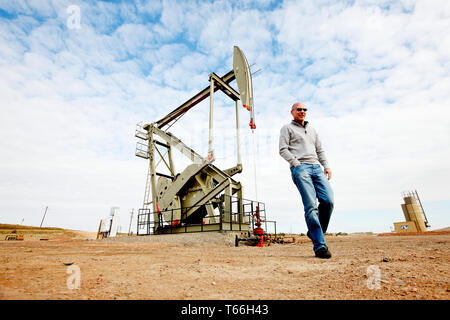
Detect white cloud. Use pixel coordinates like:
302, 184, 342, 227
0, 0, 449, 234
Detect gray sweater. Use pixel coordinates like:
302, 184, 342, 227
279, 120, 330, 169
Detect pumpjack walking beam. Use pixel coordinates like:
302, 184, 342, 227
155, 71, 236, 129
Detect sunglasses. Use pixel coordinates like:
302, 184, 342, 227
296, 108, 307, 112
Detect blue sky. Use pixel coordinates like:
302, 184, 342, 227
0, 0, 449, 234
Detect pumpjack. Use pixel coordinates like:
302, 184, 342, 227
135, 46, 266, 236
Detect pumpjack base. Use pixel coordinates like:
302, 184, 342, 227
154, 222, 251, 234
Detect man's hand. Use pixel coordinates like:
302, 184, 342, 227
324, 168, 332, 180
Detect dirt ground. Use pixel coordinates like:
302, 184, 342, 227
0, 226, 449, 300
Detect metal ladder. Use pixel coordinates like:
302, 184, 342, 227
143, 164, 152, 208
135, 122, 152, 208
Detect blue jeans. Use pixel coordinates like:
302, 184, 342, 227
290, 164, 334, 253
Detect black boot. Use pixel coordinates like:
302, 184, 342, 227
315, 247, 332, 259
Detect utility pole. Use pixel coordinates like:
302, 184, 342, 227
128, 209, 134, 236
40, 206, 48, 228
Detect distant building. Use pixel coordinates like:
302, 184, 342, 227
394, 191, 429, 233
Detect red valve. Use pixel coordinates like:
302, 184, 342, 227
253, 205, 264, 247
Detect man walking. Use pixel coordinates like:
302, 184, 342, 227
279, 102, 334, 259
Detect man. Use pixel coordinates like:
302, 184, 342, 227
279, 102, 334, 259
